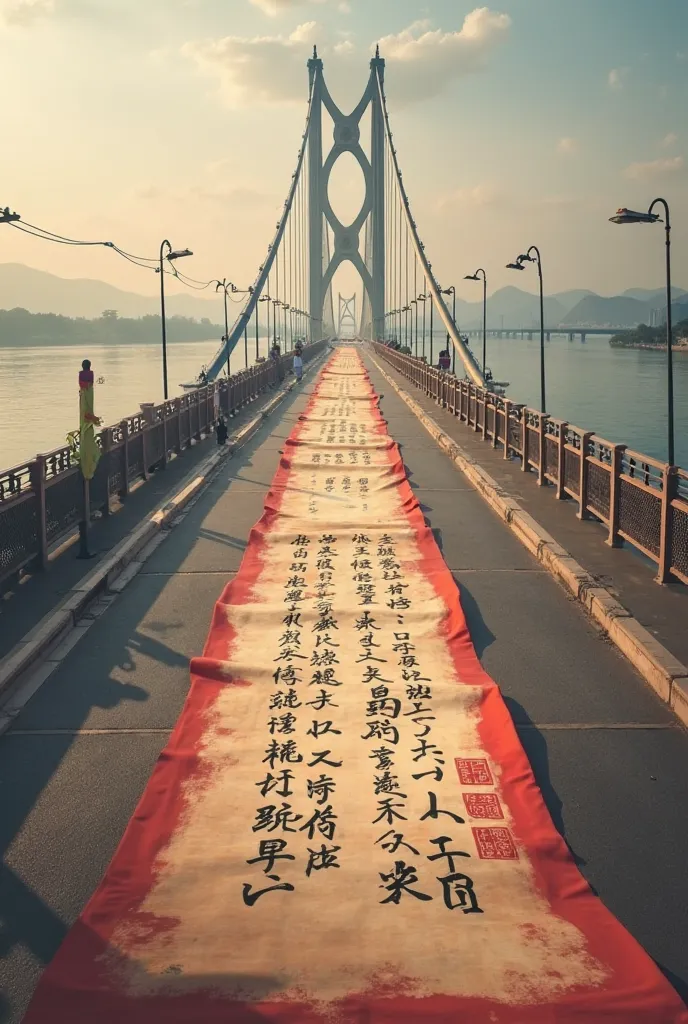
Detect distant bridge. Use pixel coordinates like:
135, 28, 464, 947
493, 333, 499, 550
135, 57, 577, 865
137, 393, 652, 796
465, 326, 632, 342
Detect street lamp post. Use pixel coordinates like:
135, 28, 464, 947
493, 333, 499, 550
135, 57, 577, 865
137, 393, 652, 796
441, 286, 457, 374
159, 241, 193, 399
418, 294, 427, 361
255, 298, 260, 361
610, 201, 674, 465
213, 279, 236, 379
272, 299, 281, 346
507, 247, 545, 412
410, 298, 418, 356
464, 269, 487, 376
260, 293, 272, 357
429, 293, 434, 367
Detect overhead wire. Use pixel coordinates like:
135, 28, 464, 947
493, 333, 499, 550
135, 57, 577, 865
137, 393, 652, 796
6, 214, 231, 297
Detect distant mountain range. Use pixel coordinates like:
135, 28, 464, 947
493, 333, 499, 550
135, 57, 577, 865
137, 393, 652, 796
456, 284, 687, 330
0, 262, 222, 322
1, 263, 686, 332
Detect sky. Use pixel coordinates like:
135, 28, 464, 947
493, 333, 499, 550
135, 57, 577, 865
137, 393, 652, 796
1, 0, 687, 312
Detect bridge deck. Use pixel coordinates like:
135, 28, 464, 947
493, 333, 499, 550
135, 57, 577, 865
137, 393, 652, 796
1, 349, 686, 1021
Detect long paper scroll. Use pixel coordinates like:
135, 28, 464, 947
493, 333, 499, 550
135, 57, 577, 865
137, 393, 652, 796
24, 348, 687, 1023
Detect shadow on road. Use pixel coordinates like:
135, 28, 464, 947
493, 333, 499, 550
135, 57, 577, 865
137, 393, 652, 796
453, 579, 496, 659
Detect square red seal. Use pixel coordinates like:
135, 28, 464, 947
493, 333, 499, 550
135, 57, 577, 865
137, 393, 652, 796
472, 827, 519, 860
455, 758, 493, 786
463, 792, 504, 819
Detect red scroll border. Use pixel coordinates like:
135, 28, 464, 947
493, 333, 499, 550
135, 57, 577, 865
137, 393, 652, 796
23, 354, 687, 1024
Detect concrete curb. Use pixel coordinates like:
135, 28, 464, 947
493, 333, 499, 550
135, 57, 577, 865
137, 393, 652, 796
369, 353, 688, 729
0, 354, 326, 704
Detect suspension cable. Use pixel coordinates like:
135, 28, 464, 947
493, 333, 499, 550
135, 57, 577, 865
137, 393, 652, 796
374, 70, 483, 384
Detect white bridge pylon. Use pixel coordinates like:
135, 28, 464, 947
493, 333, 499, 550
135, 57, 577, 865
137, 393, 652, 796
337, 294, 357, 337
307, 46, 385, 344
204, 47, 484, 387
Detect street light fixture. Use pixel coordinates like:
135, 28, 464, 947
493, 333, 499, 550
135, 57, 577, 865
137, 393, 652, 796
402, 304, 410, 350
506, 247, 545, 413
441, 286, 457, 374
417, 294, 427, 360
464, 270, 487, 377
410, 298, 419, 357
609, 201, 674, 465
259, 294, 272, 359
272, 299, 282, 356
159, 241, 193, 400
213, 279, 236, 379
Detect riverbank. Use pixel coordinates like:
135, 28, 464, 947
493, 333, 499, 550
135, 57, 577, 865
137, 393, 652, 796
0, 308, 226, 348
609, 342, 688, 353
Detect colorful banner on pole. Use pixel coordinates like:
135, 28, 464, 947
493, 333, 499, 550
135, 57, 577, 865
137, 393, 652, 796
24, 349, 687, 1023
77, 365, 101, 481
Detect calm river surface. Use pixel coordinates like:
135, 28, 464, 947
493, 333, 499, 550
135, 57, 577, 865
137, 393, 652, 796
0, 338, 262, 469
0, 333, 686, 469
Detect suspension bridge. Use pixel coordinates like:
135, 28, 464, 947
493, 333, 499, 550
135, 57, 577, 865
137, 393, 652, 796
201, 46, 484, 387
1, 47, 687, 1024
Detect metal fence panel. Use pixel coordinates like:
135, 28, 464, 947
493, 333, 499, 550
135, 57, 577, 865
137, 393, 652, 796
563, 449, 581, 498
618, 478, 661, 558
127, 434, 144, 482
586, 461, 611, 522
45, 470, 82, 543
0, 492, 38, 579
670, 501, 688, 582
147, 423, 165, 470
90, 450, 110, 511
545, 437, 559, 482
507, 414, 521, 455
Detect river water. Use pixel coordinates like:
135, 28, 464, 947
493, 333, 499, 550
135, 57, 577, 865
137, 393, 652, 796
0, 333, 686, 469
0, 337, 266, 470
474, 332, 687, 467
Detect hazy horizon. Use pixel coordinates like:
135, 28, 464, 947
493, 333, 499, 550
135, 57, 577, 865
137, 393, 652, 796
4, 259, 687, 304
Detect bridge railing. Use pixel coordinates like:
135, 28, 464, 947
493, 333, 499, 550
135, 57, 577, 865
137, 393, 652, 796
0, 340, 328, 590
372, 343, 687, 586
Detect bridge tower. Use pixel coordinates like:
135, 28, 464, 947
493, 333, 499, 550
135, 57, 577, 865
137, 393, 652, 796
307, 46, 385, 342
337, 294, 357, 337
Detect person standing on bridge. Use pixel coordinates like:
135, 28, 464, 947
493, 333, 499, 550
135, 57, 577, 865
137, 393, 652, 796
293, 340, 303, 382
215, 416, 228, 447
270, 340, 284, 385
438, 350, 451, 371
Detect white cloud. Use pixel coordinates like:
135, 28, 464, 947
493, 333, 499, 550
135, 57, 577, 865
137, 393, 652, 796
623, 155, 684, 181
662, 132, 678, 148
608, 67, 628, 91
557, 137, 579, 155
182, 21, 323, 107
1, 0, 54, 24
1, 0, 110, 26
337, 1, 351, 11
249, 0, 330, 15
378, 8, 511, 104
183, 8, 510, 109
